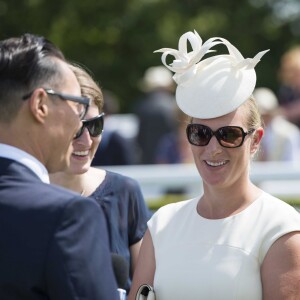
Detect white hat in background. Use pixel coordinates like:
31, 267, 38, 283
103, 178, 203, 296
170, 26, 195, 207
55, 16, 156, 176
139, 66, 174, 92
253, 87, 278, 114
154, 30, 269, 119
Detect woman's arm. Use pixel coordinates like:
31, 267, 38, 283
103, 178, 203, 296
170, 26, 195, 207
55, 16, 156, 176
261, 231, 300, 299
130, 239, 142, 275
128, 229, 155, 300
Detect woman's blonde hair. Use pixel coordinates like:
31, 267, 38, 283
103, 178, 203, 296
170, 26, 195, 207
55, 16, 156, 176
241, 95, 264, 130
69, 63, 104, 112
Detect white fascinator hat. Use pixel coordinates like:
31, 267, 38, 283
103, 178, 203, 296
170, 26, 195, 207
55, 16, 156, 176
154, 30, 269, 119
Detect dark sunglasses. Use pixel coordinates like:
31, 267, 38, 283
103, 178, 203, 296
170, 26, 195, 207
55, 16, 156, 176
74, 113, 105, 139
22, 88, 90, 120
186, 124, 255, 148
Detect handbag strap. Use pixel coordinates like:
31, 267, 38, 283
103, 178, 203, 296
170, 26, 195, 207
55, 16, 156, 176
135, 284, 155, 300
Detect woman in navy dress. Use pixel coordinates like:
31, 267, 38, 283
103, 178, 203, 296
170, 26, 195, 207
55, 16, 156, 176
50, 64, 151, 293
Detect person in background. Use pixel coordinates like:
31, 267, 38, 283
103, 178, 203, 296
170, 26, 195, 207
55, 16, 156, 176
129, 31, 300, 300
0, 34, 118, 299
50, 64, 151, 294
154, 108, 194, 164
92, 90, 136, 166
134, 66, 177, 164
277, 46, 300, 128
253, 87, 300, 161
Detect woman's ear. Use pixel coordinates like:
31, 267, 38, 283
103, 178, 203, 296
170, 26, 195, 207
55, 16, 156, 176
250, 127, 264, 155
28, 89, 49, 123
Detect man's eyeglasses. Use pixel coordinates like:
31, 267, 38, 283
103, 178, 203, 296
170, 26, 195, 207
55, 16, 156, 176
74, 113, 105, 139
186, 124, 255, 148
22, 88, 90, 120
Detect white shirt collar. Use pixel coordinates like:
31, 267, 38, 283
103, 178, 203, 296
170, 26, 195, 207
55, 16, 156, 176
0, 144, 49, 183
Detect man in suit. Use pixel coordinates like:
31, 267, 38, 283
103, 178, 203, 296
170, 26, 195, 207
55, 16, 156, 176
0, 34, 119, 299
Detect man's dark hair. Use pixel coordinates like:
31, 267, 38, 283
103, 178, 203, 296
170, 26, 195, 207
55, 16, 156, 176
0, 33, 66, 121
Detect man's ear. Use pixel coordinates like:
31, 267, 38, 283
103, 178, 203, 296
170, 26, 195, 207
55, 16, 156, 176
28, 89, 49, 123
250, 127, 264, 155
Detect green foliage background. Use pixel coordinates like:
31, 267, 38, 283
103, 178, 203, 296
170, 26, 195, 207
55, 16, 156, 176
1, 0, 300, 112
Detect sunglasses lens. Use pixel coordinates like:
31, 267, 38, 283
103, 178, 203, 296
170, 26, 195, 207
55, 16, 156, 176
218, 127, 243, 147
87, 116, 104, 137
74, 114, 104, 140
187, 124, 211, 146
80, 104, 88, 120
187, 124, 246, 148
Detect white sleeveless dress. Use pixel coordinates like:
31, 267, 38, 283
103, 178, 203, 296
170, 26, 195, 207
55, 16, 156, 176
148, 192, 300, 300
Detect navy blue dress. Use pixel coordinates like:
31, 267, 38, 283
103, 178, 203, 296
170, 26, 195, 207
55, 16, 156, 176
90, 170, 151, 291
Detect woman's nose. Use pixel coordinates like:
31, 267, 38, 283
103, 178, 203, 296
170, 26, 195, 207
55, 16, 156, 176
205, 135, 223, 156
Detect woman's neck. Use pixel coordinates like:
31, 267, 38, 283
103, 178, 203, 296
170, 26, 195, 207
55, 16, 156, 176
198, 180, 262, 219
49, 171, 86, 195
50, 167, 106, 197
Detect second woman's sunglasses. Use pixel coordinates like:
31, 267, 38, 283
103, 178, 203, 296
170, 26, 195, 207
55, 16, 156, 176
186, 123, 255, 148
74, 113, 105, 139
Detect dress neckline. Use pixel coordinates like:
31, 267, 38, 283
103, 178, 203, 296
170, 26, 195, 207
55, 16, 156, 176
194, 192, 264, 222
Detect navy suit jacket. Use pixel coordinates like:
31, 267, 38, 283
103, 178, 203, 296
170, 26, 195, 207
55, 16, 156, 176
0, 158, 119, 300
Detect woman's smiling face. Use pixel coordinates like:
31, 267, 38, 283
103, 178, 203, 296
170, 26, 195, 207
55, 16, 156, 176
69, 103, 102, 175
189, 105, 262, 190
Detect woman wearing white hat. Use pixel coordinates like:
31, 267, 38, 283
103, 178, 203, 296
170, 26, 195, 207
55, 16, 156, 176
129, 31, 300, 300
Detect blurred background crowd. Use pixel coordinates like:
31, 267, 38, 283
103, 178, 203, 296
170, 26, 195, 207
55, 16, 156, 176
3, 0, 300, 166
